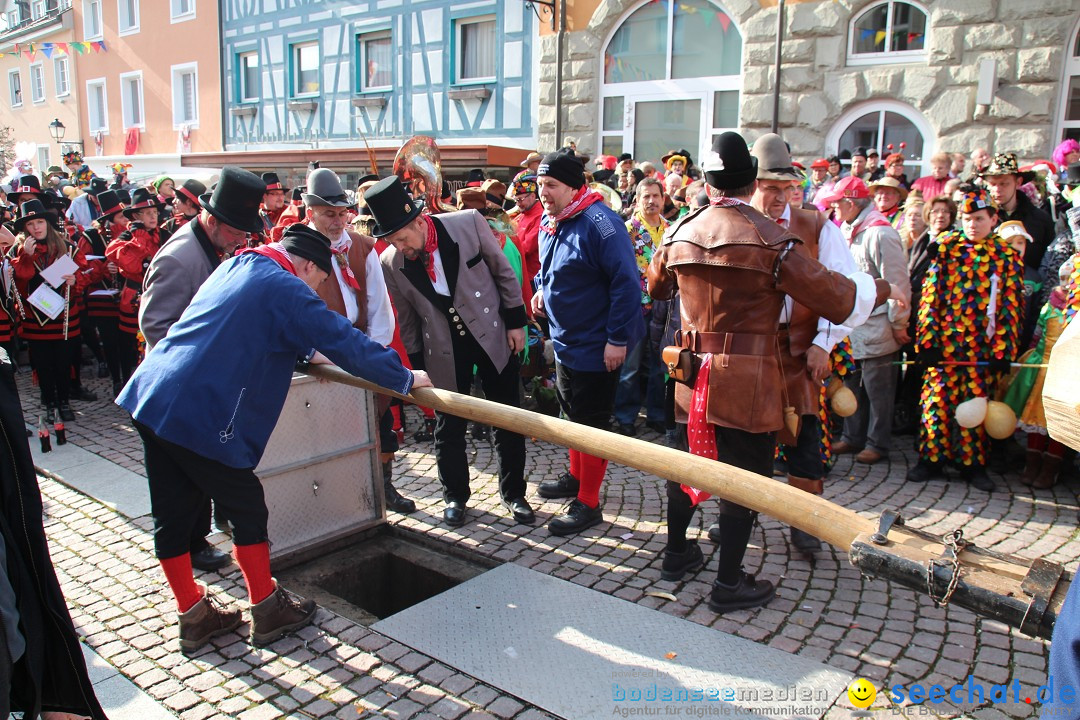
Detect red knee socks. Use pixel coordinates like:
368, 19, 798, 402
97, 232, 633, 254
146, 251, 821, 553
569, 449, 581, 479
576, 453, 608, 508
234, 542, 275, 605
159, 554, 203, 613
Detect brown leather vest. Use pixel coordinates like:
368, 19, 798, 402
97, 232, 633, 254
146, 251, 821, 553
315, 228, 375, 332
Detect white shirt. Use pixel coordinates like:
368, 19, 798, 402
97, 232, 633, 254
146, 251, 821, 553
428, 247, 451, 297
329, 229, 395, 347
776, 204, 860, 351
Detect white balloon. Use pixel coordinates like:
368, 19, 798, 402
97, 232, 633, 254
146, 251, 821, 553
955, 397, 988, 428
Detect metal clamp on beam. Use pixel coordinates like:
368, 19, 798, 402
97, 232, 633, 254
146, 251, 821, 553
926, 529, 967, 608
871, 509, 904, 545
1019, 559, 1064, 638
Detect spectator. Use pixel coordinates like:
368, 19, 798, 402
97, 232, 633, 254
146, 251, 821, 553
865, 148, 880, 178
826, 178, 911, 465
982, 152, 1055, 270
511, 175, 542, 287
968, 147, 991, 182
827, 155, 845, 180
850, 148, 869, 181
1052, 139, 1080, 184
613, 178, 667, 436
911, 152, 952, 200
806, 158, 831, 205
950, 153, 967, 179
869, 177, 907, 227
882, 153, 910, 189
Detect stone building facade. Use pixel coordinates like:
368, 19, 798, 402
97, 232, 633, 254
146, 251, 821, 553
538, 0, 1080, 175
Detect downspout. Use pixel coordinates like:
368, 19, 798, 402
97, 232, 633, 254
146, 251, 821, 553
770, 0, 785, 134
554, 0, 565, 147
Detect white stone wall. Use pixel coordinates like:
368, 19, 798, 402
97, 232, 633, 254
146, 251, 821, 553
537, 0, 1079, 164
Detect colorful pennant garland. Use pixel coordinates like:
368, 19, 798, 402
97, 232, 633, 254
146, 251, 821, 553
0, 40, 106, 59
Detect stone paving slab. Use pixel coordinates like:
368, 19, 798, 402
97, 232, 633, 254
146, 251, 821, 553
32, 437, 151, 518
21, 368, 1080, 719
82, 645, 177, 720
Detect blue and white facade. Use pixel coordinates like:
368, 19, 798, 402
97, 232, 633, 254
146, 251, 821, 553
221, 0, 538, 151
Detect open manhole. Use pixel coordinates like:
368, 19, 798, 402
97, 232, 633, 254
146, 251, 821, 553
277, 528, 495, 626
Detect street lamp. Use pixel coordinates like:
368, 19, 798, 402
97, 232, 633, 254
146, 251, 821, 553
49, 118, 84, 151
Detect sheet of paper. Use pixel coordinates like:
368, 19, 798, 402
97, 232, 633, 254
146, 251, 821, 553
84, 254, 105, 260
38, 254, 79, 289
89, 289, 119, 297
27, 283, 65, 320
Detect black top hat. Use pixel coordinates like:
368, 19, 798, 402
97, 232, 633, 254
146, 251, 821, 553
618, 153, 633, 163
465, 169, 486, 187
42, 189, 70, 212
199, 166, 267, 234
175, 179, 207, 205
356, 173, 380, 187
96, 190, 125, 219
87, 177, 109, 196
12, 174, 41, 196
1065, 162, 1080, 187
363, 176, 422, 238
13, 199, 50, 232
261, 172, 289, 192
704, 132, 758, 191
123, 187, 168, 218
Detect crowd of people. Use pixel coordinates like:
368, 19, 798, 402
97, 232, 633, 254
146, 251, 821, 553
1, 130, 1079, 715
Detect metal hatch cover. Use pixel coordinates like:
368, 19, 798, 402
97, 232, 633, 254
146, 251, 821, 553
374, 564, 851, 719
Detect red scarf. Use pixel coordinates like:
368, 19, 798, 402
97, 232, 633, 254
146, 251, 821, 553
682, 353, 715, 505
708, 196, 747, 208
540, 185, 605, 235
421, 215, 439, 282
236, 242, 296, 276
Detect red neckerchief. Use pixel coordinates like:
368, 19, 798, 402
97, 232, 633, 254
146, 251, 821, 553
236, 242, 296, 276
708, 196, 746, 208
540, 185, 605, 236
682, 353, 715, 506
422, 214, 438, 282
330, 236, 361, 291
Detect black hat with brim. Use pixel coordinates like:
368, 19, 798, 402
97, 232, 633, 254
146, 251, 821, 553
13, 199, 51, 232
96, 190, 125, 220
122, 187, 168, 218
704, 132, 758, 191
363, 176, 422, 239
199, 166, 267, 234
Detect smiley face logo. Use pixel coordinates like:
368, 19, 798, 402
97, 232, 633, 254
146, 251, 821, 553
848, 678, 876, 709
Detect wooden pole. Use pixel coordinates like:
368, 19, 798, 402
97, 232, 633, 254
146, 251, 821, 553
306, 364, 1068, 637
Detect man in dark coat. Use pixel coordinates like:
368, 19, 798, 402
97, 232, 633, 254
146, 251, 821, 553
983, 152, 1055, 270
0, 346, 108, 719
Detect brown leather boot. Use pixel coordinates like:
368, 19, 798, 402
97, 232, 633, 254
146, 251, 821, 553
1020, 450, 1043, 486
1033, 454, 1062, 490
178, 589, 243, 655
250, 584, 317, 647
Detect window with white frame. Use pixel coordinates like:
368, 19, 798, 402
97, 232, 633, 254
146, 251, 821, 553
454, 15, 496, 83
5, 10, 17, 28
118, 0, 138, 34
86, 78, 107, 132
357, 30, 392, 91
29, 63, 44, 103
290, 42, 319, 96
36, 147, 50, 174
83, 0, 102, 38
53, 56, 69, 96
1059, 19, 1080, 143
120, 72, 143, 128
827, 101, 934, 178
171, 63, 198, 127
238, 52, 259, 102
848, 0, 927, 65
8, 70, 22, 107
31, 0, 45, 19
170, 0, 193, 21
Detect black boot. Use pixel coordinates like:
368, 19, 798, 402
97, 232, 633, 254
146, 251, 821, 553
961, 464, 994, 492
906, 459, 943, 483
790, 527, 822, 553
414, 417, 436, 442
382, 460, 416, 514
661, 540, 704, 582
707, 571, 775, 613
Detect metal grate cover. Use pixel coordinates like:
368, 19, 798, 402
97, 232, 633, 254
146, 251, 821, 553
374, 564, 850, 719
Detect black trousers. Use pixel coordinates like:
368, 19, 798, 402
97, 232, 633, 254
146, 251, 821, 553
90, 315, 121, 383
667, 424, 776, 522
554, 361, 619, 429
135, 421, 268, 559
27, 339, 75, 407
785, 413, 824, 480
436, 349, 526, 504
117, 331, 138, 381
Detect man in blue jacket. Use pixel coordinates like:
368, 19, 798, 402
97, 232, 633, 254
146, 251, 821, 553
530, 150, 644, 536
117, 224, 429, 655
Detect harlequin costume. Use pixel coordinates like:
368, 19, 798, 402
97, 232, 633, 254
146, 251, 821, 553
911, 190, 1024, 488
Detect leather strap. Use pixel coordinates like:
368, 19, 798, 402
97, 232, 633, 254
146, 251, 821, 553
787, 474, 824, 495
676, 330, 775, 356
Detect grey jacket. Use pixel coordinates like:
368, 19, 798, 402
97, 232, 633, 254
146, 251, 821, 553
380, 210, 526, 391
843, 206, 911, 359
139, 217, 217, 350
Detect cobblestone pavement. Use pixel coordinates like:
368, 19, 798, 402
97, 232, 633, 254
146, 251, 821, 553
20, 367, 1080, 720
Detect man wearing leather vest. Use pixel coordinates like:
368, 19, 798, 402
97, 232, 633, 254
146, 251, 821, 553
647, 132, 893, 613
746, 133, 859, 555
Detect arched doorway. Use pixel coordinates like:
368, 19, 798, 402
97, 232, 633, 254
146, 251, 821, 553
825, 100, 935, 178
598, 0, 742, 167
1057, 15, 1080, 143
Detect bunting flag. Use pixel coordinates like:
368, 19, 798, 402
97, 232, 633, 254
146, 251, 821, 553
717, 11, 731, 32
9, 40, 107, 60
